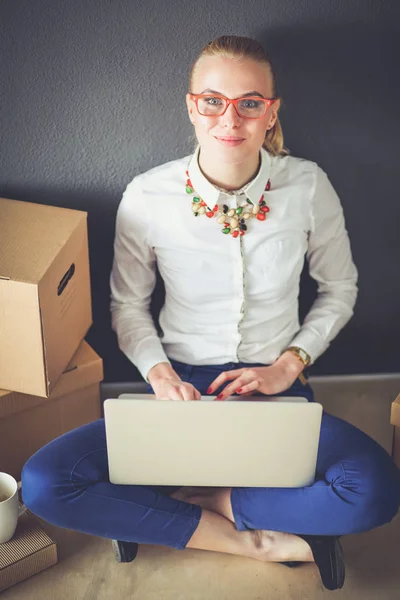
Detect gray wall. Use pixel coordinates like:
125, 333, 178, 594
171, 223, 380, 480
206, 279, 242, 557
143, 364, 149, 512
1, 0, 399, 381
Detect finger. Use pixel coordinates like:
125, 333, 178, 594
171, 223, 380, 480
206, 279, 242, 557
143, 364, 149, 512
180, 384, 198, 402
236, 379, 260, 396
194, 387, 202, 401
218, 375, 260, 401
215, 375, 249, 401
207, 369, 245, 394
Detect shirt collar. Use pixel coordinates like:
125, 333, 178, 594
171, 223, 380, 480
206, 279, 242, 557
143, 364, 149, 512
187, 144, 271, 205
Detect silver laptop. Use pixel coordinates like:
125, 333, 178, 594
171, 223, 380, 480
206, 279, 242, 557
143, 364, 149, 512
104, 394, 323, 488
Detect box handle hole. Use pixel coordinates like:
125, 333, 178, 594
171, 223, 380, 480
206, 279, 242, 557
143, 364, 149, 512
57, 263, 75, 296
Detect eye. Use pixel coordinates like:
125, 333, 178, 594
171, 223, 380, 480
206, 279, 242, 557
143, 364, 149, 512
204, 96, 224, 106
240, 99, 261, 109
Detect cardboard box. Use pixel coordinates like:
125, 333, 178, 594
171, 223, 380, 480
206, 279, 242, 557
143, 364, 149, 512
0, 340, 103, 480
0, 197, 92, 397
390, 394, 400, 468
0, 511, 57, 592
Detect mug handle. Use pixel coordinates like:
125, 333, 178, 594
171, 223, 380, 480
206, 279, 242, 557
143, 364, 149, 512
17, 481, 27, 517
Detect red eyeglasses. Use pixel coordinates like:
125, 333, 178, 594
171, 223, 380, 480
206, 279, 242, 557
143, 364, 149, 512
189, 93, 277, 119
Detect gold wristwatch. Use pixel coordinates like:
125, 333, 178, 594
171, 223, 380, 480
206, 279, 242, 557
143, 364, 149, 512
285, 346, 311, 385
285, 346, 311, 367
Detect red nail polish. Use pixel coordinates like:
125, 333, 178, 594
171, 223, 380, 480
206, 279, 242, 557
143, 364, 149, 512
207, 387, 212, 394
237, 388, 243, 393
216, 394, 223, 400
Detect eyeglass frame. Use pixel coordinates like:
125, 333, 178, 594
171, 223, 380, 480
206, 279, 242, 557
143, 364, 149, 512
188, 93, 278, 120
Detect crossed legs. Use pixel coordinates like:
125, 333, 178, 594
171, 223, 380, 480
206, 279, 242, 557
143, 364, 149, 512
168, 410, 400, 562
170, 486, 314, 562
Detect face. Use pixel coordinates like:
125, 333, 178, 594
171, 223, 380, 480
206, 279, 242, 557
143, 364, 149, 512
186, 55, 280, 165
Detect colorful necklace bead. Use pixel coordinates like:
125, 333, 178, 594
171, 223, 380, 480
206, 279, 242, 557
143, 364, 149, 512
185, 171, 270, 237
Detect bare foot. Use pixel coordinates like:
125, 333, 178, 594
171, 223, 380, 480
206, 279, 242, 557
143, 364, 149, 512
170, 488, 314, 563
253, 530, 314, 563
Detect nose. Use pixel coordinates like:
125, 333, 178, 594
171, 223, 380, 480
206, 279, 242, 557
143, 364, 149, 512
220, 102, 242, 128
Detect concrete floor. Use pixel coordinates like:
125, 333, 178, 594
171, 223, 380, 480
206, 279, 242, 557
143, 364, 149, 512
2, 376, 400, 599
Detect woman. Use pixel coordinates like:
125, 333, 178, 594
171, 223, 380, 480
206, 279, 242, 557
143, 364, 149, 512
22, 36, 400, 592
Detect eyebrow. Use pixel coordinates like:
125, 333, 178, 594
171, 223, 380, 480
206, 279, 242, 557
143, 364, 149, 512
200, 88, 265, 98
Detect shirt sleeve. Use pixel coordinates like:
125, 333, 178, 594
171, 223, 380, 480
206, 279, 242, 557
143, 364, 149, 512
110, 178, 170, 381
288, 166, 359, 363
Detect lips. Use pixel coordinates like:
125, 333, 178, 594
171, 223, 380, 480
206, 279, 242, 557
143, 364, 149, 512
215, 136, 245, 141
215, 136, 245, 147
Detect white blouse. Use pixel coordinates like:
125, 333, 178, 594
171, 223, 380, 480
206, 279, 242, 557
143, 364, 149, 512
110, 145, 358, 381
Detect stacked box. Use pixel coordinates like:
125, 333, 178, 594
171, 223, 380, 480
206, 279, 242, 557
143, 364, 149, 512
0, 197, 92, 397
0, 340, 103, 480
0, 197, 102, 589
0, 511, 57, 592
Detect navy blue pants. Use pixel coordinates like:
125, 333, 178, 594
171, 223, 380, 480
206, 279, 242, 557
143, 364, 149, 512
21, 361, 400, 550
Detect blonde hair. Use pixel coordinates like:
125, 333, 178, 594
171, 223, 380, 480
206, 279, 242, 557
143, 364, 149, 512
189, 35, 289, 157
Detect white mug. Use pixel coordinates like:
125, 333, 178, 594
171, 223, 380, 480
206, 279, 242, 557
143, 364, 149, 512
0, 472, 27, 543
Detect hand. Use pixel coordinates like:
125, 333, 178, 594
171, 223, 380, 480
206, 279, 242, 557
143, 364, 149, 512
151, 377, 201, 401
207, 351, 304, 401
147, 362, 201, 401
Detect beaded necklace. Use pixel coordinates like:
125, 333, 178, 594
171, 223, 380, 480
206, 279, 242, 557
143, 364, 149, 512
185, 170, 271, 237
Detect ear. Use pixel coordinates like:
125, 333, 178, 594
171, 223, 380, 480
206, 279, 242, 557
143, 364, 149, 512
186, 93, 196, 124
267, 98, 281, 129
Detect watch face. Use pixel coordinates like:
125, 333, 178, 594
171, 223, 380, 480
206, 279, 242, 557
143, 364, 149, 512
290, 347, 310, 365
286, 346, 310, 366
